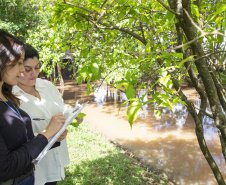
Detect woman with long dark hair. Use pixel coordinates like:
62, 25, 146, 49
0, 29, 65, 185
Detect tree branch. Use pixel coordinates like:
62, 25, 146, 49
75, 11, 147, 46
194, 104, 213, 118
139, 15, 146, 44
193, 50, 226, 62
84, 35, 105, 58
100, 0, 108, 9
183, 8, 204, 34
87, 0, 117, 35
63, 1, 99, 14
127, 30, 225, 56
156, 0, 179, 15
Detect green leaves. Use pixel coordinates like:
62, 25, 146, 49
127, 101, 142, 128
178, 55, 194, 67
80, 49, 89, 58
70, 112, 86, 128
76, 22, 83, 31
15, 0, 225, 147
207, 2, 226, 26
0, 0, 40, 39
214, 4, 226, 16
125, 71, 138, 83
125, 84, 136, 100
165, 11, 175, 21
117, 82, 136, 100
160, 68, 167, 77
191, 4, 200, 19
90, 63, 100, 79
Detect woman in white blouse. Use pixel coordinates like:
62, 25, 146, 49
13, 44, 74, 185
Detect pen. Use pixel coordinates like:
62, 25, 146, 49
32, 118, 46, 121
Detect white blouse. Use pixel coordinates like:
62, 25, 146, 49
13, 78, 71, 185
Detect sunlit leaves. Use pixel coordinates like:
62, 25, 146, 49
70, 113, 86, 128
179, 56, 195, 67
0, 0, 40, 39
76, 22, 83, 31
173, 96, 180, 104
222, 22, 226, 30
116, 84, 123, 90
15, 0, 226, 143
213, 4, 226, 17
191, 4, 200, 21
172, 53, 183, 59
217, 31, 224, 43
125, 71, 138, 83
127, 101, 142, 127
165, 11, 175, 21
159, 68, 167, 77
124, 83, 136, 99
207, 2, 226, 26
154, 110, 161, 119
90, 63, 100, 80
145, 41, 152, 52
80, 49, 89, 58
164, 58, 171, 67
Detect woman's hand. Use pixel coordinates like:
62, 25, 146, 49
56, 129, 68, 142
40, 112, 65, 140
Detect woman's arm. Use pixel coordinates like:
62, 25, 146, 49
0, 134, 48, 182
0, 112, 65, 182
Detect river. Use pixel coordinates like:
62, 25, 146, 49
58, 81, 226, 185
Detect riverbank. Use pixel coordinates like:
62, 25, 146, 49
58, 123, 174, 185
57, 81, 225, 184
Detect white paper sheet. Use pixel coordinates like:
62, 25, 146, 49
32, 101, 88, 164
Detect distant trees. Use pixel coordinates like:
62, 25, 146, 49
0, 0, 40, 40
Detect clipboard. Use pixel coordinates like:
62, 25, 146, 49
32, 101, 88, 164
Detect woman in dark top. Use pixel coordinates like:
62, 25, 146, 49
0, 30, 66, 185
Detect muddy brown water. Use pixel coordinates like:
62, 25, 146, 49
57, 81, 226, 185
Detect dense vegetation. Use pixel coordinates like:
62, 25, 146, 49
0, 0, 225, 184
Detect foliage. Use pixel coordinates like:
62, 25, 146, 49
26, 25, 69, 77
0, 0, 40, 40
46, 0, 226, 184
47, 0, 225, 121
0, 0, 70, 78
70, 113, 86, 127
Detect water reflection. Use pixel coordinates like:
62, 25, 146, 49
94, 84, 222, 138
60, 81, 226, 185
92, 84, 225, 184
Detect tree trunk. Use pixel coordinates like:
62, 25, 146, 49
168, 0, 226, 184
57, 63, 65, 96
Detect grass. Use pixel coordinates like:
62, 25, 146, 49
58, 123, 174, 185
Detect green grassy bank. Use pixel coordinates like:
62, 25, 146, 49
58, 123, 174, 185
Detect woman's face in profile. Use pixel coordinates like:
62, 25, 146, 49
2, 53, 25, 86
18, 57, 40, 87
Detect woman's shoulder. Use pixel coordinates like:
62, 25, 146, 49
36, 78, 54, 87
36, 78, 59, 94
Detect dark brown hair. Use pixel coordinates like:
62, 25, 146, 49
24, 43, 39, 61
0, 29, 24, 107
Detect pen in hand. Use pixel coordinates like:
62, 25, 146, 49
32, 118, 46, 121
